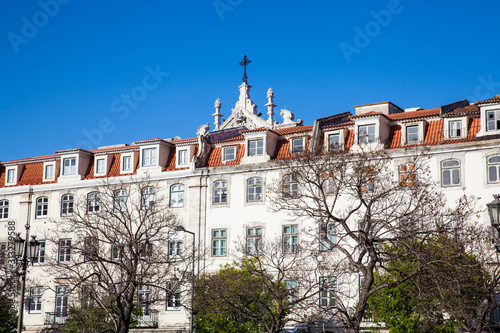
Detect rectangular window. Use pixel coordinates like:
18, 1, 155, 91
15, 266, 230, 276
223, 147, 236, 162
58, 239, 71, 263
441, 159, 460, 186
283, 225, 298, 253
34, 240, 46, 264
84, 237, 98, 262
29, 287, 43, 313
122, 155, 132, 171
406, 125, 419, 143
248, 139, 264, 156
319, 276, 336, 307
487, 110, 500, 131
96, 159, 105, 174
399, 163, 417, 188
137, 285, 151, 315
55, 286, 69, 317
212, 229, 227, 256
166, 281, 181, 310
328, 133, 340, 151
291, 137, 304, 153
285, 280, 298, 304
247, 227, 262, 255
142, 148, 157, 167
45, 164, 54, 179
320, 224, 336, 251
178, 149, 188, 165
168, 241, 183, 258
111, 244, 124, 261
358, 124, 375, 144
62, 157, 77, 175
6, 169, 15, 183
449, 120, 462, 138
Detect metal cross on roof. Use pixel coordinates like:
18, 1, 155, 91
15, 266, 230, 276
239, 55, 251, 83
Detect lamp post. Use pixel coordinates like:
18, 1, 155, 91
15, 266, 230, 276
487, 194, 500, 252
14, 234, 40, 333
174, 226, 195, 333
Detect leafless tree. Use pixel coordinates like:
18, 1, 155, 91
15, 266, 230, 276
269, 146, 465, 332
44, 178, 190, 333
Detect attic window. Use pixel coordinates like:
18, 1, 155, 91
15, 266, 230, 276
95, 158, 106, 174
449, 120, 462, 138
291, 137, 304, 153
248, 139, 264, 156
487, 109, 500, 131
406, 125, 419, 143
358, 124, 375, 144
223, 146, 236, 162
6, 169, 16, 184
62, 157, 77, 175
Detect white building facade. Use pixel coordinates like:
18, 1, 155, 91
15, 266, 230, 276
1, 78, 500, 332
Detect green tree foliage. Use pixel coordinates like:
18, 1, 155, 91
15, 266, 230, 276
62, 306, 114, 333
194, 259, 287, 333
368, 235, 494, 333
0, 294, 17, 333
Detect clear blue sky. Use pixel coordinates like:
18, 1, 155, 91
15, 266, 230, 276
2, 0, 500, 161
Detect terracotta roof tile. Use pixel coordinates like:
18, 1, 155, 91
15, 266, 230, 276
273, 135, 311, 160
207, 144, 245, 167
387, 125, 402, 149
172, 137, 197, 144
240, 127, 268, 134
212, 135, 245, 143
476, 95, 500, 105
1, 154, 59, 165
442, 105, 479, 118
323, 120, 354, 130
345, 129, 355, 149
387, 108, 440, 121
350, 111, 384, 119
273, 125, 313, 135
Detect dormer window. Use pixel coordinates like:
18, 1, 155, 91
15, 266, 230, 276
62, 157, 77, 175
6, 169, 15, 184
178, 149, 188, 166
406, 125, 419, 143
95, 158, 105, 174
358, 124, 375, 144
291, 137, 305, 153
44, 163, 54, 181
329, 133, 340, 151
248, 139, 263, 156
223, 146, 236, 162
449, 120, 462, 138
142, 148, 157, 167
487, 109, 500, 131
122, 155, 131, 171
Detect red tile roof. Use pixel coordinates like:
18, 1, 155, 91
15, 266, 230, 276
212, 135, 245, 143
477, 95, 500, 105
273, 125, 313, 135
350, 111, 385, 119
387, 108, 440, 121
207, 144, 245, 167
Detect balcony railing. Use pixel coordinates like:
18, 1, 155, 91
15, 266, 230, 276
136, 309, 159, 328
44, 312, 68, 325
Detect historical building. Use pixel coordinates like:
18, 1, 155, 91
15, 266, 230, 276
2, 65, 500, 332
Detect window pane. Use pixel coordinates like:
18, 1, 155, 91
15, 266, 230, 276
442, 170, 450, 186
451, 169, 460, 185
489, 166, 498, 182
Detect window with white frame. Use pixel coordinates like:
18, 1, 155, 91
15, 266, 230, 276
34, 240, 45, 264
248, 139, 264, 156
178, 149, 188, 165
29, 287, 43, 313
122, 155, 132, 172
358, 124, 375, 144
111, 244, 124, 261
320, 224, 336, 251
140, 241, 153, 259
285, 280, 298, 303
166, 280, 181, 310
399, 163, 417, 188
95, 158, 106, 174
0, 200, 9, 219
114, 189, 128, 211
247, 177, 263, 202
223, 146, 236, 162
58, 239, 71, 263
291, 137, 304, 153
328, 133, 341, 151
168, 240, 183, 258
44, 164, 54, 180
406, 125, 419, 143
488, 155, 500, 183
449, 120, 462, 138
247, 227, 262, 255
142, 148, 157, 167
319, 276, 336, 307
137, 285, 152, 315
213, 180, 228, 204
87, 192, 100, 214
83, 237, 98, 262
283, 174, 298, 198
141, 187, 156, 208
441, 159, 460, 186
170, 184, 184, 208
36, 197, 48, 218
62, 157, 77, 175
61, 194, 74, 216
55, 285, 69, 317
487, 109, 500, 131
6, 169, 15, 184
212, 229, 227, 256
283, 224, 298, 253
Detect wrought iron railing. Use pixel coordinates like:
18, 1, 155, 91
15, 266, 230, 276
136, 309, 159, 328
44, 312, 68, 325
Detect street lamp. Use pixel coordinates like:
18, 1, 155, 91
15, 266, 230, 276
15, 234, 40, 333
174, 226, 195, 333
487, 194, 500, 252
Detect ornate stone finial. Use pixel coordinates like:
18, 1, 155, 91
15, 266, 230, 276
265, 88, 276, 125
212, 98, 223, 130
280, 109, 296, 125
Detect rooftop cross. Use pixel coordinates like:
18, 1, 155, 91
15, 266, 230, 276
239, 55, 251, 83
